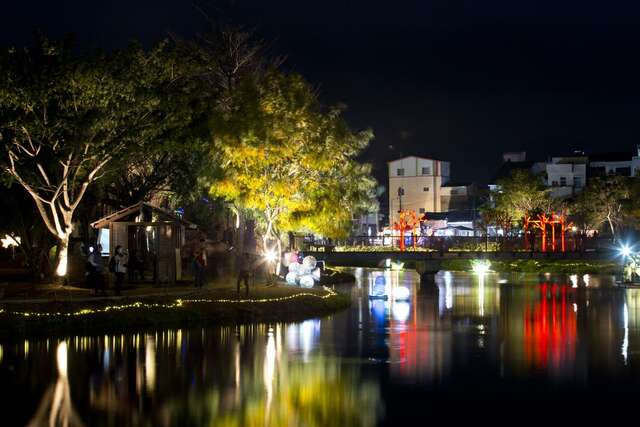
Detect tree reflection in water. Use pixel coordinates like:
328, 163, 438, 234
27, 341, 85, 427
20, 324, 381, 427
160, 326, 381, 427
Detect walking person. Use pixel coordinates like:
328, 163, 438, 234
236, 252, 253, 297
193, 238, 207, 289
88, 244, 106, 296
110, 245, 127, 296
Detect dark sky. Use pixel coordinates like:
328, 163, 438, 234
3, 1, 640, 187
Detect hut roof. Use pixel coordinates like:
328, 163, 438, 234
90, 202, 197, 229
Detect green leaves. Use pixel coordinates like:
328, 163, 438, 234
209, 71, 376, 239
487, 169, 551, 229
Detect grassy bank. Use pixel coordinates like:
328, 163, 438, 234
0, 286, 351, 338
440, 259, 621, 274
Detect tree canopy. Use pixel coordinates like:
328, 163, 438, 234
0, 37, 196, 275
572, 175, 631, 239
482, 169, 551, 232
209, 71, 377, 246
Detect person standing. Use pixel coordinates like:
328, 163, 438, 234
193, 238, 207, 289
88, 244, 106, 296
111, 245, 127, 296
236, 252, 253, 297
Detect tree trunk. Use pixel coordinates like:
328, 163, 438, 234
607, 214, 616, 242
262, 216, 282, 276
55, 234, 70, 278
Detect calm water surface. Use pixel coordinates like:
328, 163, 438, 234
2, 269, 640, 426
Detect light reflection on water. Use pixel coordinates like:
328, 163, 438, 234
2, 269, 640, 425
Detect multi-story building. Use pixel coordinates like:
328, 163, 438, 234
545, 154, 588, 198
388, 156, 451, 225
589, 146, 640, 177
351, 211, 381, 236
440, 182, 478, 211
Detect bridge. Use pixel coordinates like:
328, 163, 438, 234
310, 249, 613, 281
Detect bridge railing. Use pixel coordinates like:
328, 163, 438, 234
305, 235, 612, 253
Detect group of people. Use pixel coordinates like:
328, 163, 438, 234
190, 237, 260, 297
83, 236, 259, 297
86, 244, 128, 296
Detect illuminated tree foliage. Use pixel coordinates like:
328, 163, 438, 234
209, 72, 376, 253
163, 356, 381, 427
0, 37, 188, 277
483, 169, 551, 232
572, 175, 631, 239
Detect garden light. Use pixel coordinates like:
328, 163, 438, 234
619, 244, 633, 258
265, 249, 278, 263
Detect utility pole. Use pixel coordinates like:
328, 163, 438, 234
397, 186, 404, 212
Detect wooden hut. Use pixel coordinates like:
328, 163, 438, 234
91, 202, 198, 284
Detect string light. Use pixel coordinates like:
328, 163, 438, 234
0, 287, 338, 319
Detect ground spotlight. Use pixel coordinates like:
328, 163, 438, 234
619, 244, 633, 258
265, 249, 278, 263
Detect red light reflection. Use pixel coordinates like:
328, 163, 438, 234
523, 283, 576, 369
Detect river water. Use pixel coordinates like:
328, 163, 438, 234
2, 268, 640, 426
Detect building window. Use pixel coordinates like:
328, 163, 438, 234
574, 176, 581, 187
552, 180, 558, 186
419, 208, 425, 214
397, 168, 404, 176
421, 167, 431, 175
560, 177, 567, 186
423, 187, 429, 192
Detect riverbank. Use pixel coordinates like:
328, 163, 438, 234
439, 258, 620, 274
0, 285, 351, 338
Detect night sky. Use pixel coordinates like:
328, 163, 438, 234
3, 1, 640, 188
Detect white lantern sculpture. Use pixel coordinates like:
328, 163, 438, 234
285, 254, 321, 287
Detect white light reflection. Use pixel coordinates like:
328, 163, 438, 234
569, 274, 578, 288
56, 341, 68, 379
145, 336, 156, 393
444, 271, 453, 311
392, 301, 411, 322
300, 320, 315, 361
264, 327, 276, 420
27, 341, 84, 426
392, 286, 411, 301
583, 274, 590, 287
355, 267, 363, 288
478, 274, 485, 317
623, 302, 629, 365
234, 337, 241, 402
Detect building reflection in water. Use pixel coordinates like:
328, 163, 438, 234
358, 269, 636, 385
7, 269, 640, 426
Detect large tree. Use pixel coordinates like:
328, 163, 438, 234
572, 175, 631, 239
209, 72, 376, 262
0, 37, 183, 277
484, 169, 552, 232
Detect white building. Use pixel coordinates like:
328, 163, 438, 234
351, 211, 381, 236
545, 154, 587, 198
589, 147, 640, 177
388, 156, 451, 225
